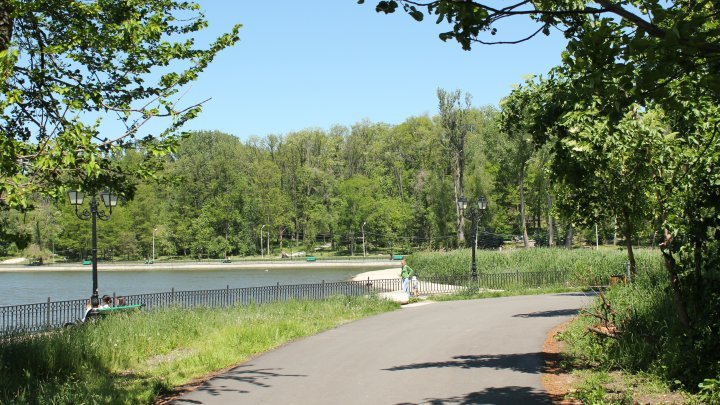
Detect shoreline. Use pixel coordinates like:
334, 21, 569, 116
0, 259, 400, 273
351, 267, 401, 281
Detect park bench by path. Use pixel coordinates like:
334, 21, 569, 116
82, 304, 144, 323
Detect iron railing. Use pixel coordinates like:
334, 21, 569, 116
0, 270, 582, 338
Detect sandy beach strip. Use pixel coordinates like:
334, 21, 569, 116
351, 267, 401, 281
0, 260, 399, 273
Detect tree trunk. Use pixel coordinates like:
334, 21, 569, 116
278, 227, 284, 253
613, 216, 618, 246
35, 221, 43, 250
393, 165, 404, 202
565, 224, 573, 248
547, 195, 555, 247
519, 163, 529, 248
349, 231, 355, 256
622, 209, 636, 276
454, 162, 465, 245
662, 246, 692, 329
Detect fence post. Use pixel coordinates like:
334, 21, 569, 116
276, 282, 280, 302
46, 297, 51, 330
516, 269, 520, 285
226, 285, 230, 308
172, 288, 175, 306
322, 280, 325, 299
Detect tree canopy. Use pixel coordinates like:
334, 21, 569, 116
0, 0, 240, 213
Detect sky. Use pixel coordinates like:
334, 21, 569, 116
145, 1, 570, 140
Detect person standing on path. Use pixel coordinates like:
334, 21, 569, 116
400, 259, 414, 294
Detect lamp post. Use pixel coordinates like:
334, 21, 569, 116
362, 221, 367, 257
68, 190, 118, 310
458, 195, 488, 280
152, 228, 158, 263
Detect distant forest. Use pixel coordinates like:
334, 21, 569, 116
2, 90, 633, 261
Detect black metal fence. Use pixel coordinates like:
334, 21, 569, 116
1, 270, 579, 338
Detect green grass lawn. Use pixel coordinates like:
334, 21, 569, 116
0, 296, 399, 404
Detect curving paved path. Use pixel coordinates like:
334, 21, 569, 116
172, 293, 593, 404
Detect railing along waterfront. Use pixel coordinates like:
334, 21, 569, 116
1, 270, 583, 337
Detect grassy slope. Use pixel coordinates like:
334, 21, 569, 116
0, 297, 398, 404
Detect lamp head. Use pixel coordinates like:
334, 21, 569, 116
478, 196, 488, 210
458, 195, 468, 211
100, 190, 118, 208
68, 190, 85, 206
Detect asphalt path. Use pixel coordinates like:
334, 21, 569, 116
173, 293, 593, 404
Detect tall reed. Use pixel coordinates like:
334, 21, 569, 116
408, 247, 663, 285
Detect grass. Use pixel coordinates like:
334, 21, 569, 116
0, 296, 398, 404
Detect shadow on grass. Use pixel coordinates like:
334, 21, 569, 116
384, 352, 544, 374
172, 365, 307, 402
414, 385, 552, 404
513, 308, 579, 318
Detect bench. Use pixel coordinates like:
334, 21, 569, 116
85, 304, 144, 321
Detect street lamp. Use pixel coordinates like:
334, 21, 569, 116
362, 222, 367, 257
152, 228, 158, 263
458, 195, 488, 280
68, 190, 118, 310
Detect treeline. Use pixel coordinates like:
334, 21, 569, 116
1, 90, 632, 261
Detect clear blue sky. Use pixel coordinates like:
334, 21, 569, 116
162, 1, 569, 140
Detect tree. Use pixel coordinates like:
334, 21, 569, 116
499, 97, 535, 248
437, 88, 473, 244
0, 1, 240, 215
362, 1, 720, 68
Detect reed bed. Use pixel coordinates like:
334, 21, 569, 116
408, 247, 663, 286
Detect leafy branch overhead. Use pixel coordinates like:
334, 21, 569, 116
0, 0, 240, 210
358, 0, 720, 56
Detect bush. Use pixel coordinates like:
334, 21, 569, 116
563, 261, 720, 395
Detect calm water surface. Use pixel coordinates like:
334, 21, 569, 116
0, 266, 373, 306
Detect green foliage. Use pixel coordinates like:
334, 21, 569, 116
562, 263, 720, 394
0, 296, 398, 403
698, 377, 720, 404
0, 1, 240, 211
6, 102, 531, 261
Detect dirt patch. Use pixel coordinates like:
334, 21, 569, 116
542, 320, 581, 404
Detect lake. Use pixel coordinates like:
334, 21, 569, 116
0, 265, 386, 307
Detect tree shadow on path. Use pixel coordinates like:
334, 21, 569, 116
171, 365, 306, 403
415, 385, 551, 404
384, 352, 544, 374
513, 308, 579, 318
